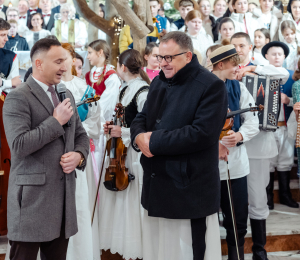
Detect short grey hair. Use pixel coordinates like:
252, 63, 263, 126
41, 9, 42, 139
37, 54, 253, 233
6, 7, 19, 16
160, 31, 194, 53
60, 3, 76, 17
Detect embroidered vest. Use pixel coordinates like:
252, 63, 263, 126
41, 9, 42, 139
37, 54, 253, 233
174, 18, 184, 30
85, 69, 116, 96
119, 85, 149, 127
225, 79, 241, 132
0, 49, 16, 79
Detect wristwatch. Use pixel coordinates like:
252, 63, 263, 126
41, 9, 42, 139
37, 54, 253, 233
77, 152, 85, 167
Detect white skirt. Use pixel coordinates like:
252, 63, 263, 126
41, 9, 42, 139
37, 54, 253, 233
97, 144, 143, 260
66, 166, 94, 260
142, 211, 222, 260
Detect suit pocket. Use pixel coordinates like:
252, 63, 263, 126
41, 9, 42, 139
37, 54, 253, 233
23, 155, 44, 174
165, 155, 189, 187
16, 173, 46, 186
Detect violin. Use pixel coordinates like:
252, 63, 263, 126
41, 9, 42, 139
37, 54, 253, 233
76, 94, 100, 107
103, 103, 135, 191
0, 92, 11, 235
220, 104, 264, 140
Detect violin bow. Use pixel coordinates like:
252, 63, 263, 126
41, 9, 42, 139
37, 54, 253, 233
91, 141, 108, 225
226, 161, 241, 260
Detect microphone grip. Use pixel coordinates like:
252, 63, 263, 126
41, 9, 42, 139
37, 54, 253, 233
58, 92, 72, 127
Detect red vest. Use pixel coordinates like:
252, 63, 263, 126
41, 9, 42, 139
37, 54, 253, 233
85, 70, 116, 96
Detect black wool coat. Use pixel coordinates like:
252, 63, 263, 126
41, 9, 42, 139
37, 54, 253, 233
130, 55, 228, 219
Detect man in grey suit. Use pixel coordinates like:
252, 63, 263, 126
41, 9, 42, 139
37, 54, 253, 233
3, 38, 89, 260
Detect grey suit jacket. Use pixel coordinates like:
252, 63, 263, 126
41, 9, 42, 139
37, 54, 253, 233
3, 76, 89, 242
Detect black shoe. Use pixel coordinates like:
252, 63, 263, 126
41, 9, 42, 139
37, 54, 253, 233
277, 171, 299, 208
266, 172, 274, 210
228, 244, 244, 260
250, 219, 268, 260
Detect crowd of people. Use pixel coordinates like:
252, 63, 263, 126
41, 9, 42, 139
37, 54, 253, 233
1, 0, 300, 260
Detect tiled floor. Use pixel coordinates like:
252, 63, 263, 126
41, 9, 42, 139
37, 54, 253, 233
220, 203, 300, 239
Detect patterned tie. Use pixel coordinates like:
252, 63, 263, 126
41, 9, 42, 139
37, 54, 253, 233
47, 86, 59, 107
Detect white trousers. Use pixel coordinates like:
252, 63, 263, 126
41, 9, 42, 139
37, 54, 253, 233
270, 126, 295, 172
247, 159, 270, 220
142, 210, 221, 260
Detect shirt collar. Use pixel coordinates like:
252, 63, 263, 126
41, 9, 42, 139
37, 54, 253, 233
32, 76, 55, 93
42, 11, 51, 15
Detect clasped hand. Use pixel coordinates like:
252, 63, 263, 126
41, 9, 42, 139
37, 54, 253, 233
103, 121, 122, 138
221, 130, 243, 148
135, 132, 154, 158
60, 152, 82, 174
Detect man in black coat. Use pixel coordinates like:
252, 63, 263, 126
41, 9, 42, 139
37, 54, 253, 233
130, 31, 228, 260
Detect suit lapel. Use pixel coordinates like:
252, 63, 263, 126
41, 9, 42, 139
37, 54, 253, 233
47, 14, 54, 31
27, 76, 54, 115
27, 76, 67, 144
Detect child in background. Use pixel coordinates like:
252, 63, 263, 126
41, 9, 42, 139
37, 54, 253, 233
248, 2, 258, 13
185, 10, 213, 65
252, 28, 270, 66
281, 20, 299, 71
4, 19, 29, 51
170, 0, 198, 32
75, 52, 84, 78
143, 42, 160, 81
211, 0, 227, 20
215, 17, 235, 44
230, 0, 259, 43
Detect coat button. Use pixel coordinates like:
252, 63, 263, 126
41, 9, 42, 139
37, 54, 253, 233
151, 173, 155, 178
60, 176, 63, 180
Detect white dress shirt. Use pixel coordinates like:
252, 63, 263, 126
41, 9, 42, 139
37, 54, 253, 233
219, 82, 259, 180
32, 76, 58, 107
18, 13, 29, 37
42, 12, 52, 26
2, 56, 19, 91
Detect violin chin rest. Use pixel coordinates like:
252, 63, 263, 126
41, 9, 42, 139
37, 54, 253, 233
128, 173, 135, 182
104, 181, 118, 191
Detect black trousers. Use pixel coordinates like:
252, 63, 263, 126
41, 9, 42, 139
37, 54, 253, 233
220, 176, 248, 247
9, 216, 69, 260
191, 217, 207, 260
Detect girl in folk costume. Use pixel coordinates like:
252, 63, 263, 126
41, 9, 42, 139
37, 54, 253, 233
215, 17, 235, 44
229, 0, 259, 43
252, 28, 270, 66
85, 40, 121, 254
252, 0, 282, 41
281, 20, 300, 70
143, 42, 160, 81
197, 0, 219, 41
279, 0, 300, 42
51, 3, 87, 51
185, 10, 213, 66
100, 49, 150, 260
211, 0, 227, 20
61, 43, 103, 260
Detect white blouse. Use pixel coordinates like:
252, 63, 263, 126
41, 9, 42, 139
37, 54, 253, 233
89, 64, 121, 123
120, 77, 149, 147
62, 76, 103, 139
187, 28, 214, 66
24, 29, 51, 49
251, 48, 269, 66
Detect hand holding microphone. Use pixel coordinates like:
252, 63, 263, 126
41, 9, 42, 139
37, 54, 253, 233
53, 83, 73, 126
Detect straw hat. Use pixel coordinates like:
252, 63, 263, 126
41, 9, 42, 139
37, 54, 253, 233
174, 0, 199, 11
208, 44, 237, 65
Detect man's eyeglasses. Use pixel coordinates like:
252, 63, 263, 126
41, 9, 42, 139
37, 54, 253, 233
156, 52, 187, 63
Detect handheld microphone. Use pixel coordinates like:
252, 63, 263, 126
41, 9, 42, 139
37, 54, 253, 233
56, 83, 71, 127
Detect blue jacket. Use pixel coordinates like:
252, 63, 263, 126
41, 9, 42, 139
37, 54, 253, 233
281, 69, 294, 122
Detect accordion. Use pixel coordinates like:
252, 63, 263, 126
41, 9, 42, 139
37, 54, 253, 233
242, 75, 280, 132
